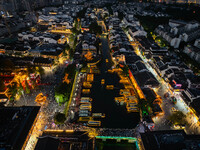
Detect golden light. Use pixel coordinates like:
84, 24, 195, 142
63, 73, 70, 84
88, 128, 98, 138
65, 130, 74, 133
45, 130, 64, 132
85, 51, 93, 61
35, 93, 46, 103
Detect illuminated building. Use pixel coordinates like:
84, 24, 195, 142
48, 23, 72, 35
35, 131, 93, 150
18, 32, 58, 44
140, 130, 200, 150
0, 106, 40, 150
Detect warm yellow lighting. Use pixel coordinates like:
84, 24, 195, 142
44, 130, 64, 132
65, 130, 74, 133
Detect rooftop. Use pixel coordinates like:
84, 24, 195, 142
0, 106, 40, 150
140, 130, 200, 150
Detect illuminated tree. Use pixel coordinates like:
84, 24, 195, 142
55, 93, 65, 104
85, 51, 93, 61
63, 74, 70, 84
55, 64, 76, 104
138, 99, 149, 116
35, 93, 46, 103
18, 83, 24, 96
119, 65, 129, 76
7, 82, 18, 101
54, 112, 66, 125
25, 80, 30, 94
88, 128, 98, 138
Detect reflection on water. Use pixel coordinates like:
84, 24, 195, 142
87, 37, 140, 129
90, 72, 140, 128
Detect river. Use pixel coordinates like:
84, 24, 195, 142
89, 37, 140, 128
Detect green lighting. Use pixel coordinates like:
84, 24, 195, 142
96, 136, 137, 140
95, 136, 139, 150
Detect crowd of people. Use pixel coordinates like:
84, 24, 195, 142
98, 128, 136, 137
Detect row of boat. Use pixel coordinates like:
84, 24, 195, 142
78, 97, 105, 127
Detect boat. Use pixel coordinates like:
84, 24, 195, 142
81, 97, 92, 101
92, 113, 105, 118
79, 110, 90, 114
79, 103, 92, 110
87, 120, 101, 126
79, 117, 92, 122
83, 82, 92, 88
114, 97, 125, 102
79, 113, 89, 117
101, 79, 105, 85
106, 85, 114, 90
82, 89, 90, 94
107, 69, 114, 73
87, 74, 94, 82
120, 89, 131, 95
80, 99, 90, 103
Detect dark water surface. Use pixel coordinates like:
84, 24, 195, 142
88, 37, 140, 128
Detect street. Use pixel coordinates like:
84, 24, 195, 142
134, 47, 200, 134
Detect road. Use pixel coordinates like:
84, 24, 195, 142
134, 48, 200, 134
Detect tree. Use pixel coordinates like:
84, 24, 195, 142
70, 27, 79, 35
0, 79, 5, 92
76, 8, 87, 18
65, 43, 70, 51
121, 65, 129, 76
69, 48, 74, 59
64, 64, 76, 78
118, 11, 124, 21
54, 82, 69, 103
25, 80, 30, 94
18, 83, 24, 96
84, 51, 93, 61
89, 22, 102, 35
63, 74, 70, 84
27, 65, 35, 74
7, 82, 18, 101
0, 59, 14, 70
54, 64, 76, 104
55, 93, 65, 104
73, 36, 78, 49
105, 3, 113, 15
168, 111, 187, 125
54, 112, 66, 124
38, 66, 45, 76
